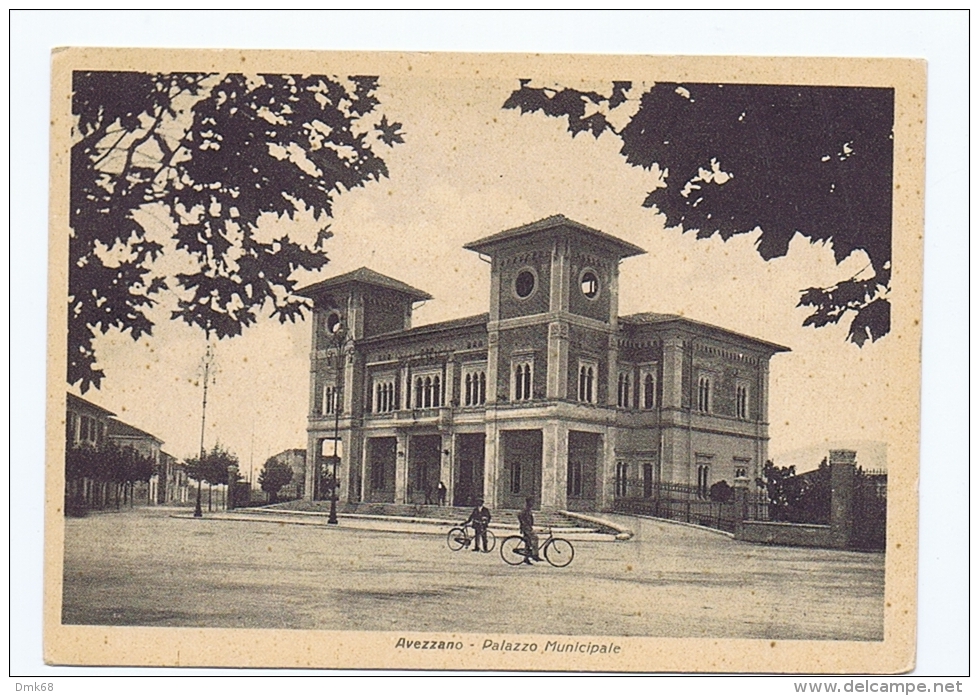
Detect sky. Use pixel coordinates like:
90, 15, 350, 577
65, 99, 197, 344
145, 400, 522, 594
79, 69, 893, 478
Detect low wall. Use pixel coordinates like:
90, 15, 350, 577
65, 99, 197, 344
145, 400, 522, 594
738, 520, 836, 548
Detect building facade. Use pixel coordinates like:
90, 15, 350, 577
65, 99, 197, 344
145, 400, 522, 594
301, 215, 788, 511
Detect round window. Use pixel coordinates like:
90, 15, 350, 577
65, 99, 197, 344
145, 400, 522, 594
514, 269, 537, 299
580, 270, 600, 299
326, 311, 342, 334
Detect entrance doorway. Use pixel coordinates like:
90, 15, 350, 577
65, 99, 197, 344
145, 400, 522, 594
499, 430, 542, 510
407, 434, 441, 504
365, 437, 396, 503
453, 433, 485, 507
567, 431, 600, 512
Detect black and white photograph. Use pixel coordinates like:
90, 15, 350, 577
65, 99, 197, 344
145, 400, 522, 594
41, 44, 928, 673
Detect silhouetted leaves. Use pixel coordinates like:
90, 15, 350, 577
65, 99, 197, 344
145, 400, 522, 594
70, 71, 403, 391
505, 80, 895, 345
259, 456, 294, 503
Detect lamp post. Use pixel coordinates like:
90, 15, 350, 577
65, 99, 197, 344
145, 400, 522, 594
326, 320, 349, 525
194, 343, 214, 518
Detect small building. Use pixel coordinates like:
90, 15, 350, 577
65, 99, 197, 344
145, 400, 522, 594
299, 215, 788, 511
66, 392, 114, 449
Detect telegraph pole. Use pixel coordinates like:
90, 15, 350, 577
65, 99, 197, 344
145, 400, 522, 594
194, 342, 214, 518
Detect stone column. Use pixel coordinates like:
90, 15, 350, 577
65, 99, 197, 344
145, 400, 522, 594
227, 464, 239, 509
597, 428, 616, 511
829, 449, 857, 549
483, 420, 499, 508
541, 421, 569, 510
304, 434, 319, 501
732, 474, 749, 539
394, 431, 409, 503
661, 337, 684, 410
546, 321, 569, 399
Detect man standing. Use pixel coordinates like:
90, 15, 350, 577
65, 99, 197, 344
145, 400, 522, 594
517, 496, 541, 564
437, 481, 447, 506
466, 498, 492, 552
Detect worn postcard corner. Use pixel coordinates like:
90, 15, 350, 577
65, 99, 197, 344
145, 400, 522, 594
45, 47, 925, 673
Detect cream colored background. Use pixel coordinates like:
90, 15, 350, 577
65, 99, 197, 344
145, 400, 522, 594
44, 47, 923, 674
11, 8, 968, 676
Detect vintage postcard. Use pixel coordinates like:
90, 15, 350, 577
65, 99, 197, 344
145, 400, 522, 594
45, 47, 925, 672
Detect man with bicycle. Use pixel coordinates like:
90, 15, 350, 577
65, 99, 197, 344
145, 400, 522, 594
466, 497, 492, 552
518, 496, 542, 564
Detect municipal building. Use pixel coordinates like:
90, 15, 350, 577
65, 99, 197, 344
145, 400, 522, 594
300, 215, 788, 511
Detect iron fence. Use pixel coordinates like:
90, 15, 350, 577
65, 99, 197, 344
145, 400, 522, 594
612, 482, 768, 533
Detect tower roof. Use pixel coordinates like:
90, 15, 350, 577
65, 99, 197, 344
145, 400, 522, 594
464, 214, 646, 259
296, 267, 433, 302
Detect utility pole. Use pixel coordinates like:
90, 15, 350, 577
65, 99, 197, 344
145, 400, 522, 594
194, 342, 215, 518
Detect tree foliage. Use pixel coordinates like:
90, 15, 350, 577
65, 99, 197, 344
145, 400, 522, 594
760, 458, 831, 524
504, 81, 894, 345
65, 441, 156, 485
70, 71, 404, 391
185, 443, 240, 486
258, 457, 294, 503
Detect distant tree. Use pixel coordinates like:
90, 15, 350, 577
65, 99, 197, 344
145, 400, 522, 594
760, 460, 804, 522
70, 71, 405, 392
185, 443, 239, 511
760, 458, 833, 524
504, 81, 894, 346
258, 457, 294, 504
709, 479, 733, 503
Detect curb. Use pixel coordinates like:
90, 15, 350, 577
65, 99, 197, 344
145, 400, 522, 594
185, 507, 611, 538
628, 513, 735, 539
560, 511, 634, 540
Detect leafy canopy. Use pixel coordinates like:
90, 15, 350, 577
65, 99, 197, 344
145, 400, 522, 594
258, 456, 294, 502
504, 81, 894, 346
70, 71, 404, 391
185, 443, 240, 486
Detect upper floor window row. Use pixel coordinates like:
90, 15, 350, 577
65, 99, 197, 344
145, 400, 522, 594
464, 370, 487, 406
374, 379, 397, 413
414, 374, 443, 409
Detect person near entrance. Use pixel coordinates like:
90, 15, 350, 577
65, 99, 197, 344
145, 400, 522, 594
466, 498, 492, 552
437, 481, 447, 506
518, 497, 541, 564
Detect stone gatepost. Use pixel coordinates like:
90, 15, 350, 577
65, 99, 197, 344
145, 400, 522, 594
829, 449, 857, 549
732, 474, 750, 539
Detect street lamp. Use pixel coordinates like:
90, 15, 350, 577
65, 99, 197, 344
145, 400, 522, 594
194, 343, 215, 518
326, 317, 349, 525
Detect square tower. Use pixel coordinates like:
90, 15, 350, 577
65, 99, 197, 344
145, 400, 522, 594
464, 214, 645, 405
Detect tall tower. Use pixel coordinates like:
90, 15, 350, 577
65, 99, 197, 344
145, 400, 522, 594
464, 215, 645, 406
465, 215, 644, 510
297, 268, 431, 501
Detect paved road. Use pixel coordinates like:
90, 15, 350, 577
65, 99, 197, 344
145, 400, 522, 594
61, 507, 884, 640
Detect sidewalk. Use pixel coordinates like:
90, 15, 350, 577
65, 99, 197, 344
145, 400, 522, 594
170, 506, 627, 541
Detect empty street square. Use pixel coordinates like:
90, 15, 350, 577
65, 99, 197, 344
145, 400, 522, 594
62, 508, 883, 639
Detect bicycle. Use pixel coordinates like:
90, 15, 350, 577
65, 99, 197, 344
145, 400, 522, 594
446, 522, 496, 552
500, 528, 575, 567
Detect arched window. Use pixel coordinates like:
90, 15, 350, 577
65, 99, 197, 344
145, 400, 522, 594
736, 385, 749, 419
644, 373, 656, 409
513, 362, 533, 401
617, 371, 631, 408
615, 462, 628, 497
697, 464, 710, 499
577, 361, 596, 403
424, 376, 433, 408
433, 375, 441, 407
698, 376, 711, 413
465, 373, 473, 406
414, 377, 423, 409
478, 372, 486, 404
